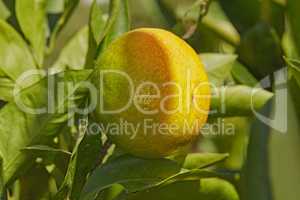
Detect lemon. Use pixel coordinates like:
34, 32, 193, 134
93, 28, 210, 158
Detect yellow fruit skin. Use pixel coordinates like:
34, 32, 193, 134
93, 28, 210, 158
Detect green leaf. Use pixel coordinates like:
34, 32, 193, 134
238, 22, 284, 79
96, 0, 131, 60
122, 178, 239, 200
0, 0, 10, 20
0, 156, 5, 200
155, 169, 219, 187
0, 69, 92, 185
269, 1, 285, 37
286, 58, 300, 118
287, 0, 300, 56
0, 20, 37, 81
22, 145, 71, 156
286, 58, 300, 86
86, 0, 131, 68
80, 154, 227, 200
183, 153, 229, 170
84, 0, 106, 68
288, 77, 300, 120
154, 0, 177, 28
231, 62, 258, 87
210, 117, 251, 169
0, 77, 14, 102
90, 0, 106, 44
46, 0, 64, 14
219, 0, 260, 33
200, 53, 237, 86
130, 0, 173, 29
80, 155, 181, 200
48, 0, 80, 52
210, 86, 273, 118
240, 99, 273, 200
55, 120, 102, 200
16, 0, 47, 67
19, 164, 53, 200
52, 26, 89, 72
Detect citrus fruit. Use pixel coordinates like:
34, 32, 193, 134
93, 28, 210, 158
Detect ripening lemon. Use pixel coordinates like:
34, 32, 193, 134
93, 28, 210, 158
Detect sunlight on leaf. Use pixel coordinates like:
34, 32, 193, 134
200, 53, 237, 86
0, 0, 10, 20
183, 153, 229, 169
0, 20, 37, 81
0, 70, 92, 185
210, 86, 273, 118
16, 0, 47, 67
52, 26, 89, 72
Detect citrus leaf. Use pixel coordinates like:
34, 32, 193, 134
0, 77, 14, 102
210, 85, 273, 118
19, 164, 52, 200
288, 77, 300, 120
46, 0, 64, 14
269, 1, 285, 37
0, 69, 92, 185
22, 145, 71, 156
80, 154, 228, 200
0, 20, 37, 81
183, 153, 229, 170
85, 0, 130, 68
154, 0, 177, 28
21, 144, 71, 169
0, 156, 5, 200
231, 62, 258, 87
286, 58, 300, 86
16, 0, 47, 67
0, 0, 10, 20
238, 22, 283, 79
122, 178, 239, 200
200, 53, 237, 86
80, 155, 181, 200
219, 0, 260, 34
48, 0, 80, 51
240, 99, 273, 200
90, 0, 106, 44
85, 0, 106, 68
95, 0, 131, 60
286, 58, 300, 119
52, 26, 89, 72
153, 169, 219, 188
55, 120, 102, 200
287, 0, 300, 56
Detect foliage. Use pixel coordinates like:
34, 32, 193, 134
0, 0, 298, 200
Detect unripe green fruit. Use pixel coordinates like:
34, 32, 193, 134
93, 28, 210, 158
